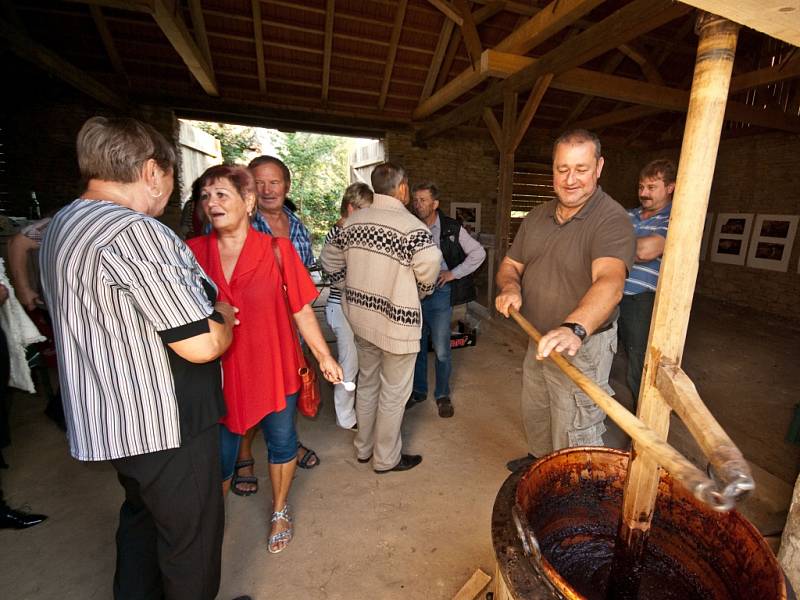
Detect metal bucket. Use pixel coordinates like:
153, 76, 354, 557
492, 447, 790, 600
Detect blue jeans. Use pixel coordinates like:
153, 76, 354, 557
218, 392, 299, 480
413, 284, 452, 399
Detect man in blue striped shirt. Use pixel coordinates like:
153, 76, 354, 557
618, 159, 675, 408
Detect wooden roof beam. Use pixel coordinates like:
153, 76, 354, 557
414, 0, 604, 119
89, 4, 129, 84
378, 0, 408, 110
730, 52, 800, 94
560, 51, 625, 128
426, 0, 463, 26
433, 1, 504, 92
151, 0, 217, 95
420, 17, 455, 102
677, 1, 800, 47
321, 0, 335, 102
188, 0, 212, 67
509, 73, 553, 152
0, 17, 127, 109
417, 0, 691, 139
251, 0, 266, 94
453, 0, 482, 67
619, 43, 665, 85
572, 105, 666, 130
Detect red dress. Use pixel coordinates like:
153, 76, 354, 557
188, 229, 319, 434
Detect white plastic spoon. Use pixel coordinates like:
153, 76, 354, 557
336, 381, 356, 392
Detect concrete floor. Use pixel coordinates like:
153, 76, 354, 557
1, 295, 797, 599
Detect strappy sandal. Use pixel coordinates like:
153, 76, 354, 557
296, 443, 320, 469
267, 504, 294, 554
231, 459, 258, 496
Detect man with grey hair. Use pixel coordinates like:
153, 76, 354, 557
495, 129, 635, 472
321, 162, 441, 473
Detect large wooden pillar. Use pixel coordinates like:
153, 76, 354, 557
617, 11, 740, 554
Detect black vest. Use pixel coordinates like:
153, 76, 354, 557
438, 211, 477, 306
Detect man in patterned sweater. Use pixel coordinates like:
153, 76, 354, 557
321, 163, 441, 473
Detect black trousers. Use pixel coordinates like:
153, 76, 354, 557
618, 292, 656, 409
110, 425, 224, 600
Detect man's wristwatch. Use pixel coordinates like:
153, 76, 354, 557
560, 322, 587, 341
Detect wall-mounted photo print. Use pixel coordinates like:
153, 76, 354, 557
746, 214, 798, 272
710, 213, 753, 265
450, 202, 481, 235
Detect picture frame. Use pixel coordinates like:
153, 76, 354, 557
699, 213, 714, 261
710, 213, 753, 265
745, 214, 798, 272
450, 202, 481, 235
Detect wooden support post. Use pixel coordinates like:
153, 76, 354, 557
494, 90, 516, 275
615, 10, 740, 573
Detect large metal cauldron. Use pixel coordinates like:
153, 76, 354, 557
491, 447, 792, 600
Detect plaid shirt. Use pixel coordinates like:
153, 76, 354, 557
253, 207, 315, 268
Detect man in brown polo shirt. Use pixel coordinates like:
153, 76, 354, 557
496, 129, 635, 471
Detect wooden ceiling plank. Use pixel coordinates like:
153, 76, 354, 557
188, 0, 212, 67
426, 0, 464, 25
418, 0, 690, 138
378, 0, 408, 110
89, 4, 129, 83
482, 107, 503, 150
252, 0, 266, 94
0, 17, 127, 109
63, 0, 154, 13
150, 0, 218, 95
414, 0, 606, 120
677, 0, 800, 48
730, 53, 800, 94
453, 0, 482, 67
322, 0, 335, 102
509, 72, 553, 151
420, 17, 456, 102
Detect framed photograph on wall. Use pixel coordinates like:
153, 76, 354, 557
745, 214, 798, 272
699, 213, 714, 261
710, 213, 753, 265
450, 202, 481, 235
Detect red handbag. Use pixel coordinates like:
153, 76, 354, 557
271, 239, 320, 418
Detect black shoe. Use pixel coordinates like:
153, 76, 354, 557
506, 454, 537, 473
405, 392, 425, 410
231, 596, 252, 600
375, 454, 422, 474
0, 506, 48, 529
357, 454, 372, 464
436, 397, 454, 418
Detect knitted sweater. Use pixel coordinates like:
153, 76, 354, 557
321, 193, 442, 354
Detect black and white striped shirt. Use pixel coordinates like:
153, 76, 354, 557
41, 199, 219, 461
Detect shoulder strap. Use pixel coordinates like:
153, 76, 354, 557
271, 238, 305, 368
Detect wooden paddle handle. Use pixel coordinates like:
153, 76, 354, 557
507, 307, 737, 510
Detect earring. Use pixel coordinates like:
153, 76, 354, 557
150, 188, 163, 198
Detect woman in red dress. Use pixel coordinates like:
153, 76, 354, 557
188, 165, 342, 554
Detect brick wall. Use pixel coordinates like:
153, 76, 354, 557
4, 76, 180, 226
642, 132, 800, 321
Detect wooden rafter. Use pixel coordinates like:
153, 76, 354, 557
730, 53, 800, 94
572, 105, 664, 131
321, 0, 335, 102
482, 107, 503, 150
453, 0, 482, 67
418, 0, 691, 139
89, 4, 128, 83
619, 43, 665, 85
252, 0, 266, 94
509, 73, 553, 151
151, 0, 218, 95
433, 0, 503, 92
560, 51, 624, 128
420, 17, 455, 102
378, 0, 408, 111
425, 0, 463, 26
0, 17, 127, 109
188, 0, 212, 67
414, 0, 605, 120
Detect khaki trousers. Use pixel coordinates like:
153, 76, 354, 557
353, 336, 416, 471
521, 324, 617, 457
